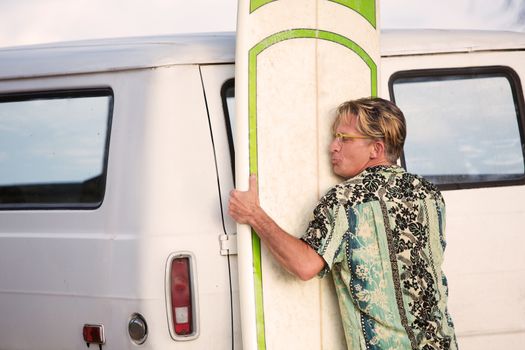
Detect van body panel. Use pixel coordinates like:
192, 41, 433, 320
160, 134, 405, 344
0, 65, 234, 349
200, 63, 241, 348
381, 29, 525, 56
0, 33, 235, 81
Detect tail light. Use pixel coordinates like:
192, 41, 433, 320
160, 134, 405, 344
170, 256, 194, 336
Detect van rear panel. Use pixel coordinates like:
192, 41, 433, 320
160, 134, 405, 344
0, 64, 235, 349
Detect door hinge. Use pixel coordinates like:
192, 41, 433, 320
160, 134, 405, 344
219, 234, 238, 256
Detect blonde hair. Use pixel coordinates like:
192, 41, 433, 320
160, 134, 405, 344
333, 97, 406, 162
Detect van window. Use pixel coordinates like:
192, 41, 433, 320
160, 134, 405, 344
390, 67, 525, 189
0, 89, 113, 209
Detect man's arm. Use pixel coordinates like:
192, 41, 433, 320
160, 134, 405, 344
228, 175, 325, 281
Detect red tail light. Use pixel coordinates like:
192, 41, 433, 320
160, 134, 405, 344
171, 257, 193, 335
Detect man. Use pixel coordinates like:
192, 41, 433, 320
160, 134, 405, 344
229, 97, 457, 349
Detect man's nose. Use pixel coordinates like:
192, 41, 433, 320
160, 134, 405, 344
329, 139, 340, 153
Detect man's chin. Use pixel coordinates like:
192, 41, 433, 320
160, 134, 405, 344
332, 166, 348, 179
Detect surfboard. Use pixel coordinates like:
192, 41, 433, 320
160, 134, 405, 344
234, 1, 380, 348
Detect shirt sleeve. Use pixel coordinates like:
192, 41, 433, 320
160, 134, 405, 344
301, 188, 349, 278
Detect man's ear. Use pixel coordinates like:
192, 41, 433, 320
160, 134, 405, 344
370, 140, 385, 159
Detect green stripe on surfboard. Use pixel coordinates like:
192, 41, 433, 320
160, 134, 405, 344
250, 0, 275, 13
249, 1, 376, 27
248, 28, 377, 349
329, 0, 377, 28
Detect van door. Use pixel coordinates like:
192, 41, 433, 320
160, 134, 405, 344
382, 50, 525, 349
199, 64, 241, 349
0, 64, 238, 349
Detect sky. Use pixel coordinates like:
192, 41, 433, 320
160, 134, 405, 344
0, 0, 524, 48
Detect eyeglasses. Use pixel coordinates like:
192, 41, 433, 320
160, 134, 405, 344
333, 132, 372, 145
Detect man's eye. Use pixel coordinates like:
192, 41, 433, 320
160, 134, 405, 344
341, 137, 351, 143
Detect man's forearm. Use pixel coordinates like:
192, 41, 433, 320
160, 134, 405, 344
248, 207, 325, 281
228, 175, 324, 280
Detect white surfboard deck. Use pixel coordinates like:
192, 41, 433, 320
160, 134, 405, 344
234, 1, 380, 349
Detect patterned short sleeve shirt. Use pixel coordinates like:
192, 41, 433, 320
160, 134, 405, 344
301, 165, 457, 350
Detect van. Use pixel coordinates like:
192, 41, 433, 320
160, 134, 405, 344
0, 29, 523, 349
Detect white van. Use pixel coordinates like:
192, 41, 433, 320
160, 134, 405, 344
0, 29, 523, 349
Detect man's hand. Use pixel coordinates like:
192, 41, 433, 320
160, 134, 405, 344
228, 174, 325, 280
229, 174, 260, 225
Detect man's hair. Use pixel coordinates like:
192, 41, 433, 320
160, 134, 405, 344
334, 97, 406, 162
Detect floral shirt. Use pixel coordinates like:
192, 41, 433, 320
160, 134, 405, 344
301, 165, 457, 350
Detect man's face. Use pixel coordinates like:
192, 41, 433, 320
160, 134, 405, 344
330, 115, 375, 179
